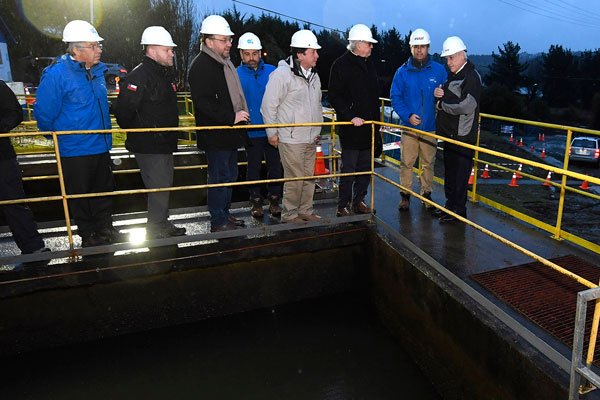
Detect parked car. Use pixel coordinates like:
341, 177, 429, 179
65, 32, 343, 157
569, 136, 600, 167
104, 63, 128, 86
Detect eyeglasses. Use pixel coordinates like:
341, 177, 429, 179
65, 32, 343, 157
209, 37, 233, 44
77, 43, 103, 51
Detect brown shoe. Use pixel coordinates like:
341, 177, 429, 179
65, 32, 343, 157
228, 215, 246, 226
268, 195, 282, 218
211, 222, 239, 232
250, 198, 264, 219
298, 213, 322, 221
353, 201, 371, 214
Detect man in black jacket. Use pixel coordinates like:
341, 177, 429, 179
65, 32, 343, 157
113, 26, 186, 239
0, 80, 48, 254
434, 36, 482, 223
188, 15, 249, 232
328, 24, 380, 217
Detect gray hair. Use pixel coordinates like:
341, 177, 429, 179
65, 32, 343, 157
67, 42, 82, 56
347, 40, 358, 52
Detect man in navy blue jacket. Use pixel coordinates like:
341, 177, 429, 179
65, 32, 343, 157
236, 32, 282, 219
35, 20, 125, 248
391, 29, 447, 212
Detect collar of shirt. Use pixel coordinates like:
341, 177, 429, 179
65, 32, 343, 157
300, 65, 311, 78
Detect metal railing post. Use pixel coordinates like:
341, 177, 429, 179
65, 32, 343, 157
52, 132, 76, 252
471, 120, 482, 203
370, 122, 375, 212
553, 129, 573, 240
380, 98, 386, 162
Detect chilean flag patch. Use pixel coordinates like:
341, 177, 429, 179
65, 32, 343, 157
127, 84, 138, 91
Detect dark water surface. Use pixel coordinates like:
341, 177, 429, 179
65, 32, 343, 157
2, 293, 440, 399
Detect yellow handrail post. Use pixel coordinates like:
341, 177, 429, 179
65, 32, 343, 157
370, 122, 375, 212
553, 129, 573, 240
52, 132, 76, 253
380, 98, 386, 162
471, 121, 482, 203
585, 280, 600, 368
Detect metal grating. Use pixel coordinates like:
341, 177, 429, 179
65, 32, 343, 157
471, 255, 600, 365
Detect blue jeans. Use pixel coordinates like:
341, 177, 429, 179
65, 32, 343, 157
205, 149, 239, 226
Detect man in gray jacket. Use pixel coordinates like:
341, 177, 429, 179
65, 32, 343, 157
261, 30, 323, 224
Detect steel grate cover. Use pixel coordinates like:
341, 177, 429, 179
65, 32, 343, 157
471, 255, 600, 365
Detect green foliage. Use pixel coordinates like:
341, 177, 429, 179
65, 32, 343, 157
484, 41, 528, 91
542, 44, 574, 107
481, 83, 525, 118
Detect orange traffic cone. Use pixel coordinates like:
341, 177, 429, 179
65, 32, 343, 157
516, 163, 523, 179
508, 173, 519, 187
24, 86, 35, 105
541, 133, 545, 142
115, 76, 121, 94
509, 133, 514, 143
579, 180, 590, 190
538, 133, 541, 141
540, 146, 546, 159
542, 171, 552, 186
314, 145, 329, 175
468, 168, 475, 185
518, 137, 524, 147
481, 164, 490, 179
530, 145, 535, 152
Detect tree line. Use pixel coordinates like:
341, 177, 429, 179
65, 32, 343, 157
2, 1, 599, 126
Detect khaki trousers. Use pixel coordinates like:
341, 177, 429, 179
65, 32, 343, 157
278, 142, 316, 220
400, 131, 437, 195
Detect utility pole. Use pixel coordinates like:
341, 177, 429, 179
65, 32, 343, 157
90, 0, 94, 24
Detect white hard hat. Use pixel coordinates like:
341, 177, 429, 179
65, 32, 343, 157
290, 30, 321, 49
62, 20, 103, 43
238, 32, 262, 50
409, 28, 431, 46
348, 24, 377, 43
441, 36, 467, 57
141, 26, 177, 47
200, 15, 234, 36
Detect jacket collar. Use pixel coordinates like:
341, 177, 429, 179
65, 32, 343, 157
61, 53, 107, 77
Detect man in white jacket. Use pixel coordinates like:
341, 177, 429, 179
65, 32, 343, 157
261, 30, 323, 224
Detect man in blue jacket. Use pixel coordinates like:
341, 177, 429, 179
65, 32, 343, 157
35, 20, 125, 248
236, 32, 282, 219
390, 28, 447, 212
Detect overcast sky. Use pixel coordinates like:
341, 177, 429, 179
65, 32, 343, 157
195, 0, 600, 54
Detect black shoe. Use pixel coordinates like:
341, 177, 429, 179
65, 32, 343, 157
148, 224, 186, 239
439, 214, 458, 223
99, 226, 128, 244
336, 206, 353, 217
431, 208, 444, 217
211, 222, 239, 232
81, 233, 110, 248
228, 215, 245, 226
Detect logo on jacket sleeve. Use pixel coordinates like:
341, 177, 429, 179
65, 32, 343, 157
172, 83, 177, 92
127, 83, 138, 91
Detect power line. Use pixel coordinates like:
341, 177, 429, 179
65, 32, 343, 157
232, 0, 345, 34
495, 0, 600, 29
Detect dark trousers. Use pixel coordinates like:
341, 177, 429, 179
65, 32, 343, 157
205, 149, 238, 227
0, 158, 44, 253
134, 153, 174, 229
338, 148, 372, 208
61, 152, 114, 238
443, 142, 474, 217
246, 137, 283, 200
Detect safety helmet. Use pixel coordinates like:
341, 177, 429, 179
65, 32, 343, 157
409, 28, 431, 46
62, 20, 103, 43
347, 24, 377, 43
238, 32, 262, 50
441, 36, 467, 57
290, 30, 321, 49
140, 26, 177, 47
200, 15, 234, 36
